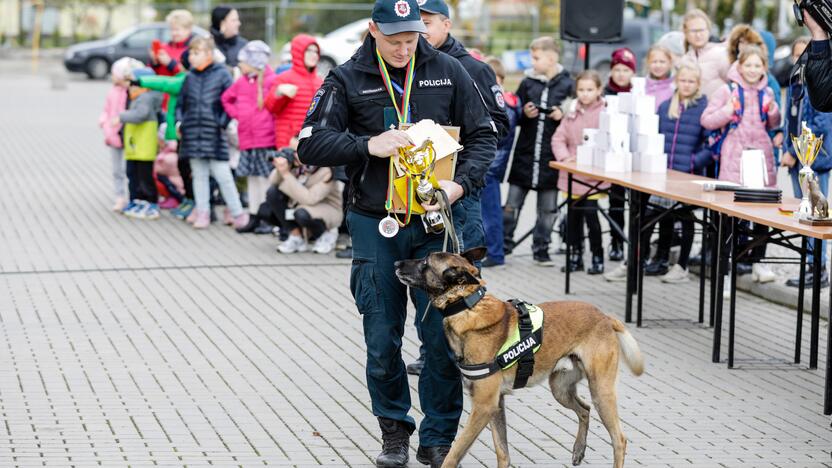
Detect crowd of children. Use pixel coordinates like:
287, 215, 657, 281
98, 8, 829, 286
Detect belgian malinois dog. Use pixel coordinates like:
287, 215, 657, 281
394, 247, 644, 468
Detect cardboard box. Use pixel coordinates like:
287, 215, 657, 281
617, 92, 633, 114
582, 128, 598, 145
604, 95, 621, 114
633, 133, 666, 154
595, 149, 632, 173
577, 144, 594, 166
599, 112, 629, 134
632, 95, 657, 116
596, 130, 629, 153
631, 77, 646, 94
634, 152, 668, 173
630, 114, 659, 135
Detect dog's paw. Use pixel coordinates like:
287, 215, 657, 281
571, 442, 586, 465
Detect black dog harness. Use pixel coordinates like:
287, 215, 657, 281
438, 290, 542, 390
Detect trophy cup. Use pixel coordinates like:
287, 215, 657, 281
793, 123, 832, 225
397, 139, 446, 233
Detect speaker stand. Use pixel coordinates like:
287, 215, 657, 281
584, 42, 591, 71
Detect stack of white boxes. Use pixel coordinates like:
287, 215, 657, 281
575, 77, 667, 174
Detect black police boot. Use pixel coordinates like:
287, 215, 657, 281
587, 254, 604, 275
560, 250, 584, 273
376, 417, 411, 467
416, 445, 454, 468
786, 265, 830, 288
406, 356, 424, 376
609, 241, 624, 262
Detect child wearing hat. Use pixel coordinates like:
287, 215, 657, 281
221, 40, 279, 232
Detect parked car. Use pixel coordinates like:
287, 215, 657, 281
279, 18, 369, 78
561, 18, 665, 77
64, 23, 208, 79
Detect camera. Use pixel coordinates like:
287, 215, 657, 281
270, 147, 296, 166
794, 0, 832, 33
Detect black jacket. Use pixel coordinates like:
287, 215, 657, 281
176, 62, 233, 160
297, 35, 497, 218
507, 69, 574, 190
438, 35, 509, 140
211, 29, 248, 68
806, 39, 832, 112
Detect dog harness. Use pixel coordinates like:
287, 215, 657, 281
451, 298, 544, 389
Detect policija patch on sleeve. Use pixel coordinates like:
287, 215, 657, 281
491, 84, 506, 109
307, 88, 326, 117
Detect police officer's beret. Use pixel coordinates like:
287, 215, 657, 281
372, 0, 427, 35
418, 0, 450, 18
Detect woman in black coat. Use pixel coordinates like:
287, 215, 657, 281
211, 6, 248, 68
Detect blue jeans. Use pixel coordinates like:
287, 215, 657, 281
790, 170, 829, 265
480, 175, 505, 263
347, 209, 463, 446
190, 159, 243, 216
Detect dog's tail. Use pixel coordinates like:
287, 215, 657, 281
612, 319, 644, 376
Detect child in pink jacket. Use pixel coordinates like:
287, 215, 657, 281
221, 40, 279, 233
99, 57, 142, 211
645, 45, 674, 110
701, 44, 781, 284
552, 70, 608, 275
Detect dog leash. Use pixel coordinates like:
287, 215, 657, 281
422, 189, 460, 323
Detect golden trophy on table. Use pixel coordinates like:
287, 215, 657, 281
793, 122, 832, 226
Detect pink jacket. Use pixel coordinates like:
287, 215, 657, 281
265, 34, 323, 148
700, 63, 781, 187
221, 67, 278, 151
551, 98, 609, 195
685, 42, 730, 99
99, 85, 128, 148
646, 76, 674, 111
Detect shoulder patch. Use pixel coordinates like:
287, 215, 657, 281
307, 88, 326, 117
491, 84, 506, 109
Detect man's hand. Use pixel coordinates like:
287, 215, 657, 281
422, 179, 464, 212
367, 129, 413, 158
523, 102, 539, 119
781, 152, 798, 168
772, 131, 784, 148
548, 107, 563, 121
804, 9, 830, 41
274, 156, 291, 175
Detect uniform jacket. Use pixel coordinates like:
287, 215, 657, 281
684, 42, 730, 99
120, 90, 163, 162
270, 166, 343, 229
508, 67, 574, 190
646, 76, 674, 111
806, 40, 832, 113
657, 96, 712, 174
211, 29, 247, 68
265, 34, 323, 149
222, 67, 278, 150
296, 35, 496, 218
100, 85, 128, 148
701, 63, 782, 186
176, 62, 234, 160
438, 35, 509, 140
551, 98, 608, 195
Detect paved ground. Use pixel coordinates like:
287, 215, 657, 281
0, 68, 831, 467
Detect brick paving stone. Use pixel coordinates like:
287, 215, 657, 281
0, 69, 830, 467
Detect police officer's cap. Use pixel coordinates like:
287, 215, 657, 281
418, 0, 450, 18
372, 0, 427, 35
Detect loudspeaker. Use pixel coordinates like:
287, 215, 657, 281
560, 0, 624, 43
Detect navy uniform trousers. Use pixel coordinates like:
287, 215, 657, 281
347, 207, 464, 447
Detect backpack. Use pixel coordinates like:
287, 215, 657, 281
708, 81, 769, 174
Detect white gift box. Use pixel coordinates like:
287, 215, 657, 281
633, 133, 665, 154
599, 112, 629, 134
582, 128, 599, 145
595, 149, 632, 172
630, 114, 659, 135
596, 130, 629, 153
617, 92, 633, 113
632, 95, 656, 116
604, 95, 621, 113
633, 152, 668, 173
577, 144, 594, 166
631, 77, 646, 94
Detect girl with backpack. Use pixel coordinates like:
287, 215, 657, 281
701, 45, 781, 283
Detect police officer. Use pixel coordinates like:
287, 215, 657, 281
406, 0, 508, 377
296, 0, 496, 466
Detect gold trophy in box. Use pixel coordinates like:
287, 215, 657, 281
793, 122, 832, 226
395, 138, 446, 233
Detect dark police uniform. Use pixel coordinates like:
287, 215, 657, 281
297, 28, 496, 450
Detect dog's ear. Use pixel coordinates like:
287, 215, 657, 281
461, 247, 487, 265
442, 266, 480, 286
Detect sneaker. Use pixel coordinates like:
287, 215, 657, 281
660, 264, 690, 283
608, 241, 624, 262
481, 257, 505, 268
253, 221, 275, 235
192, 210, 211, 229
312, 229, 338, 254
121, 200, 138, 215
186, 209, 199, 224
112, 197, 128, 212
231, 212, 250, 230
335, 232, 351, 251
587, 255, 604, 275
786, 266, 830, 288
278, 234, 308, 253
158, 197, 179, 210
406, 356, 424, 376
172, 199, 194, 220
124, 200, 147, 218
644, 258, 669, 276
223, 207, 234, 226
603, 263, 628, 282
143, 203, 161, 220
751, 263, 776, 283
335, 247, 352, 259
533, 250, 555, 267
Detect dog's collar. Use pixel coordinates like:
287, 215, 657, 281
437, 286, 487, 317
